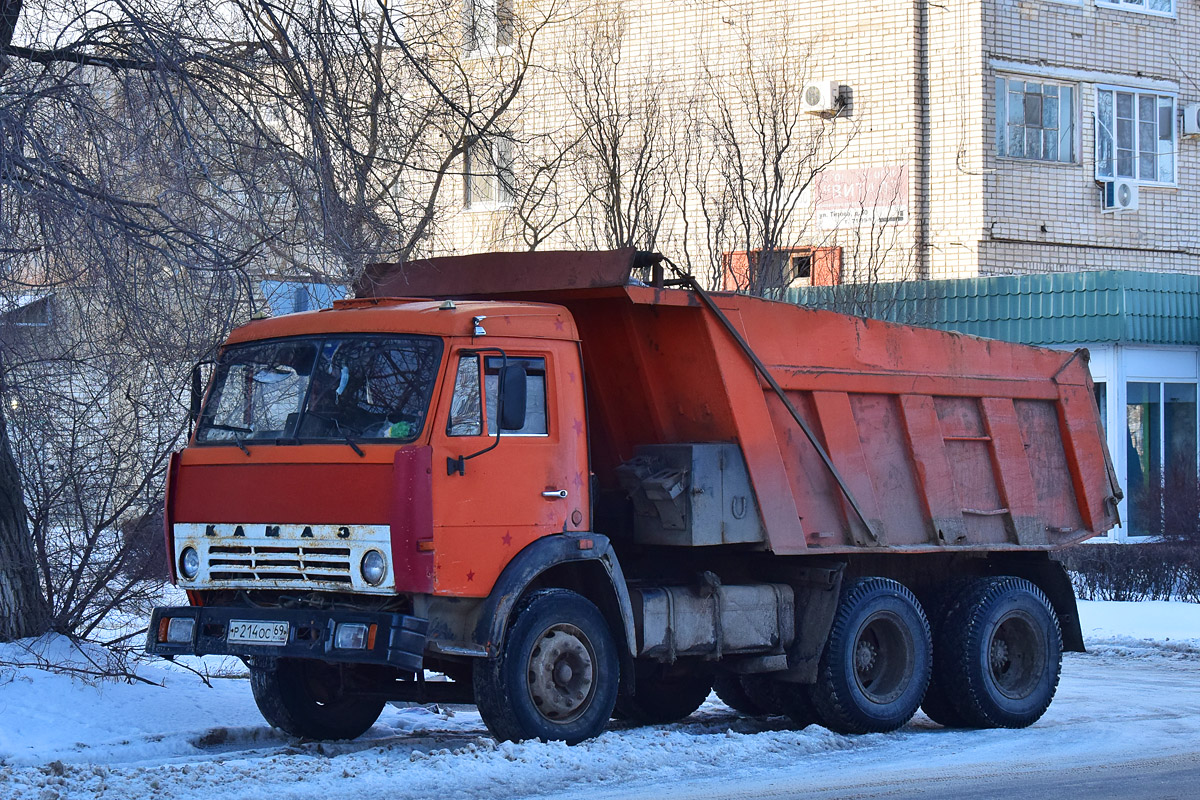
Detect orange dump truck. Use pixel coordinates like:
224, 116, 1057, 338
147, 249, 1120, 744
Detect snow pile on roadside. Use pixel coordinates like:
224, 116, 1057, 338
1077, 599, 1200, 658
0, 635, 269, 768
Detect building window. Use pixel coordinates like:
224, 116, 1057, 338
720, 247, 842, 292
463, 0, 514, 53
1126, 382, 1197, 537
1095, 88, 1176, 184
2, 295, 52, 328
788, 253, 813, 287
1095, 0, 1173, 17
995, 78, 1076, 163
464, 135, 514, 209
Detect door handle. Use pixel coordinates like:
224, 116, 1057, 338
542, 490, 568, 499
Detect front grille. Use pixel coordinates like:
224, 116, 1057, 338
207, 544, 354, 585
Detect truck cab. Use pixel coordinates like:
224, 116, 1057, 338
152, 297, 619, 740
170, 297, 590, 598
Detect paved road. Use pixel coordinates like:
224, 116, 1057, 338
562, 647, 1200, 800
645, 752, 1200, 800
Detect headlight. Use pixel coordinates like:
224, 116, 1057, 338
179, 546, 200, 580
164, 617, 195, 644
334, 623, 370, 650
361, 549, 387, 586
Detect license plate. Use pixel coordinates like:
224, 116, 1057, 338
227, 620, 289, 645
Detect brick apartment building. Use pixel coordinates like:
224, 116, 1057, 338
436, 0, 1200, 539
448, 0, 1200, 282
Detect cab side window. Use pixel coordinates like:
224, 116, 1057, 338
485, 356, 547, 435
447, 354, 483, 436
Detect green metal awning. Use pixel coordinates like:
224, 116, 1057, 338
784, 270, 1200, 346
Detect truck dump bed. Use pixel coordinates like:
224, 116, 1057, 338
359, 249, 1121, 553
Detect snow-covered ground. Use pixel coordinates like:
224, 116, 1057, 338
0, 600, 1197, 800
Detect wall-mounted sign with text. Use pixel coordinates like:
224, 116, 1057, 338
813, 166, 909, 230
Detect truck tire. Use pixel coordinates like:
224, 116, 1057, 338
713, 671, 767, 717
739, 674, 778, 716
920, 578, 974, 728
249, 659, 385, 740
741, 675, 820, 728
473, 588, 619, 743
937, 577, 1062, 729
809, 577, 932, 734
615, 660, 712, 724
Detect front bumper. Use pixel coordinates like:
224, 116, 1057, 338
145, 605, 428, 672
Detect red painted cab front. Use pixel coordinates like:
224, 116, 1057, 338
165, 298, 589, 604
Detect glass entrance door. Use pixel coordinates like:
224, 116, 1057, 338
1126, 382, 1197, 537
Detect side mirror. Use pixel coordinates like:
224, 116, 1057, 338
189, 365, 204, 423
498, 364, 527, 431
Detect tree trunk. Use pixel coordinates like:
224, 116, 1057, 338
0, 404, 51, 641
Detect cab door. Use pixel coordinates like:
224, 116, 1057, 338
429, 341, 589, 596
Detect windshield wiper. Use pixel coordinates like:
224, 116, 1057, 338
304, 412, 365, 458
336, 427, 365, 458
206, 423, 252, 456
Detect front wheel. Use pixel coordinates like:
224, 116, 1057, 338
474, 589, 619, 743
249, 659, 386, 740
809, 577, 932, 734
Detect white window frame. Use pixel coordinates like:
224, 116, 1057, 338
1095, 0, 1174, 19
995, 76, 1078, 164
462, 0, 514, 55
464, 135, 515, 210
1094, 85, 1177, 186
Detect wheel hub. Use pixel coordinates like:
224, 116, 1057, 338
526, 625, 595, 723
855, 640, 878, 674
851, 612, 913, 705
988, 611, 1046, 700
990, 637, 1011, 675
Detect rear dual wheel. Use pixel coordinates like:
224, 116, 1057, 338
809, 577, 932, 734
616, 660, 712, 724
923, 577, 1062, 729
713, 671, 766, 717
740, 674, 820, 728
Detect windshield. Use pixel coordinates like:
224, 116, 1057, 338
195, 335, 443, 445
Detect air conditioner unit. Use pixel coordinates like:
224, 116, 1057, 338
1183, 103, 1200, 138
800, 81, 841, 114
1100, 178, 1139, 213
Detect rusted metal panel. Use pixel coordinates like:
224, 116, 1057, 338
1014, 398, 1088, 542
357, 248, 643, 299
702, 311, 809, 554
632, 584, 794, 658
811, 391, 884, 546
1055, 383, 1118, 534
897, 395, 967, 545
936, 397, 1009, 545
848, 394, 930, 547
980, 397, 1044, 546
